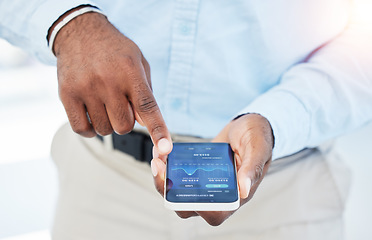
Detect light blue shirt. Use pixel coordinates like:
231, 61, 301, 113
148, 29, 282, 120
1, 0, 372, 159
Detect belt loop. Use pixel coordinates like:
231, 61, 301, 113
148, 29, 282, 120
103, 134, 114, 151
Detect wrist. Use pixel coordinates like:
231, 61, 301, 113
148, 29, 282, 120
233, 113, 275, 149
47, 5, 106, 55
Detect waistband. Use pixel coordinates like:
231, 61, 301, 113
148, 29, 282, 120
96, 129, 323, 173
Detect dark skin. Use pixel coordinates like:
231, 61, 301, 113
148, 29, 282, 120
152, 113, 273, 226
52, 11, 172, 155
52, 11, 274, 226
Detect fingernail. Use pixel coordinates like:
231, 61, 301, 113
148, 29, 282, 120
152, 147, 159, 159
151, 160, 158, 177
244, 178, 252, 199
157, 138, 171, 154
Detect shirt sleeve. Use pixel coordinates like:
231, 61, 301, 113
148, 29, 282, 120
237, 1, 372, 160
0, 0, 100, 64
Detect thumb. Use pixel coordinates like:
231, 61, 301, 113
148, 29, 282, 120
237, 152, 270, 199
228, 113, 273, 200
237, 169, 253, 199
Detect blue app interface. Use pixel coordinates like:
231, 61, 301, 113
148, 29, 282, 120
166, 143, 238, 203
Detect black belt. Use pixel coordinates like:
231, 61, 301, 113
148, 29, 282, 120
97, 131, 153, 164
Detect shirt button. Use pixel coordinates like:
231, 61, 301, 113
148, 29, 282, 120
178, 22, 191, 35
171, 98, 183, 110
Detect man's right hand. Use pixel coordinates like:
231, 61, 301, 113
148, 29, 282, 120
53, 11, 172, 155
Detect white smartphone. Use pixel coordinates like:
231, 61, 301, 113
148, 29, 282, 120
164, 142, 240, 211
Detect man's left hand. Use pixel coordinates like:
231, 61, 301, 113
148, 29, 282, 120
151, 113, 274, 226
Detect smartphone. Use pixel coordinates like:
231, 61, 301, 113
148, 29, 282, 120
164, 142, 240, 211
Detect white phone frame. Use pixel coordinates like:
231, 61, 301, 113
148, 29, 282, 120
164, 198, 240, 211
164, 143, 240, 211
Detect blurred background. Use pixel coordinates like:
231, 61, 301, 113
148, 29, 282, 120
1, 4, 372, 237
0, 38, 65, 240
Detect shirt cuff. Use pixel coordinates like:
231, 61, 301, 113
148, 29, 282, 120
27, 0, 100, 64
236, 89, 311, 160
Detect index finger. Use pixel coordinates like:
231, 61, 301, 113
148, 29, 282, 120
129, 65, 172, 155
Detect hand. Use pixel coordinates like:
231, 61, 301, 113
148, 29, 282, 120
151, 114, 274, 226
53, 12, 172, 154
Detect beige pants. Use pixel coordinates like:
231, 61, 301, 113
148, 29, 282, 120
51, 123, 350, 240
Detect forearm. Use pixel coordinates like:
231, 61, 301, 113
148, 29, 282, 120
238, 3, 372, 159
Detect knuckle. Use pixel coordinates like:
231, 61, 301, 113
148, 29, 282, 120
113, 112, 135, 135
136, 96, 158, 114
121, 55, 136, 69
151, 124, 164, 135
58, 81, 69, 92
68, 112, 88, 134
148, 124, 167, 142
58, 82, 73, 100
72, 124, 92, 135
94, 122, 113, 136
59, 78, 96, 101
96, 128, 113, 136
142, 57, 151, 71
254, 163, 265, 181
114, 122, 134, 135
77, 78, 97, 92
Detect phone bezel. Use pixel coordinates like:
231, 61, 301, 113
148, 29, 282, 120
163, 142, 240, 211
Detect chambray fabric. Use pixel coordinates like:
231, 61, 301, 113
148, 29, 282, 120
1, 0, 372, 159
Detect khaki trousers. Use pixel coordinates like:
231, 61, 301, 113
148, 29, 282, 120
51, 123, 350, 240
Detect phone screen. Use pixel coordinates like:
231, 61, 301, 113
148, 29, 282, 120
166, 143, 239, 203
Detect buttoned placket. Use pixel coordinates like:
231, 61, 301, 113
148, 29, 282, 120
163, 0, 200, 133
